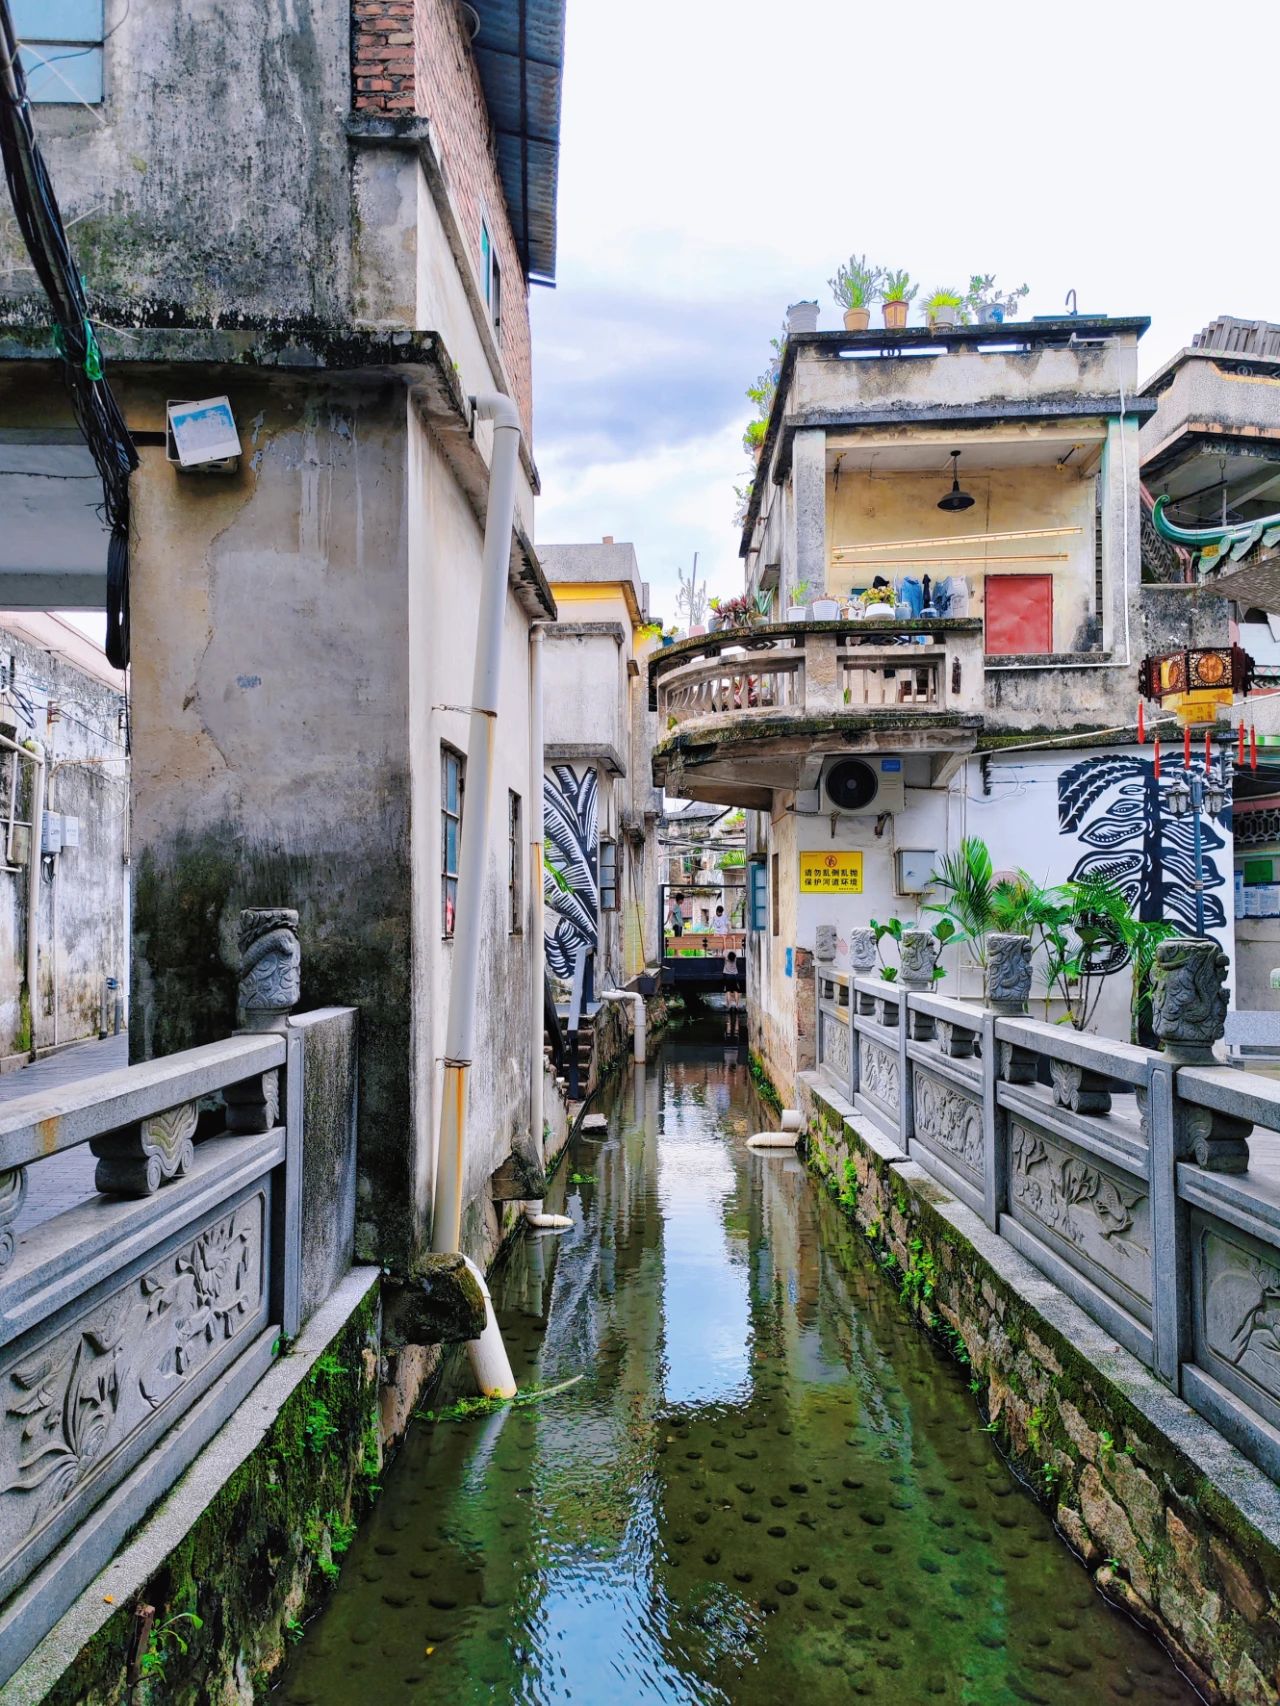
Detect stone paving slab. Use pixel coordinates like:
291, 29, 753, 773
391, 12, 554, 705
0, 1038, 127, 1234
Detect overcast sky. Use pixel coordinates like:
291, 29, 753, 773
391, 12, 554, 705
532, 0, 1278, 624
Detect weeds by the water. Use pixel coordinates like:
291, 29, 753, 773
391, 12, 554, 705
416, 1373, 586, 1425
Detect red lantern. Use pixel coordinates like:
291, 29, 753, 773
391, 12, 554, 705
1137, 701, 1145, 744
1184, 727, 1191, 768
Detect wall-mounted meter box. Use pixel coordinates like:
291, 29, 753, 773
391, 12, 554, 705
60, 814, 80, 849
41, 810, 62, 855
166, 397, 241, 472
895, 847, 937, 896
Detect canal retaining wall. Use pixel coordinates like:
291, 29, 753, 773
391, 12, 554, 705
801, 1071, 1280, 1705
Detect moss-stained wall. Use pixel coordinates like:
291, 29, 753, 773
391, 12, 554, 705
802, 1078, 1280, 1706
34, 1287, 382, 1706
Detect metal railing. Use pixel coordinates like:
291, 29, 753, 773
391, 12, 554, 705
814, 955, 1280, 1485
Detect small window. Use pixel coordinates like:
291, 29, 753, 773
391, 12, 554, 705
748, 860, 768, 932
599, 838, 618, 911
771, 853, 780, 937
480, 218, 501, 330
14, 1, 104, 104
509, 790, 522, 934
442, 745, 465, 937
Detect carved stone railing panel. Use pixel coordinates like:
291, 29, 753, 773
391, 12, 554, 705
818, 1005, 851, 1089
0, 1180, 271, 1605
911, 1064, 983, 1184
858, 1037, 900, 1117
1007, 1117, 1152, 1324
1188, 1209, 1280, 1443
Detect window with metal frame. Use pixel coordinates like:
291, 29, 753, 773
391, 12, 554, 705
13, 1, 104, 104
748, 860, 768, 932
599, 837, 618, 911
480, 217, 502, 331
771, 853, 780, 937
509, 790, 522, 934
442, 745, 465, 937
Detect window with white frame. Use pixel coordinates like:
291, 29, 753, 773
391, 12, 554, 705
13, 1, 104, 104
442, 745, 465, 937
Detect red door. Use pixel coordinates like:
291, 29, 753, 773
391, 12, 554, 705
985, 573, 1053, 655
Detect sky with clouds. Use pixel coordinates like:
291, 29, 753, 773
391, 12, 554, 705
531, 0, 1278, 625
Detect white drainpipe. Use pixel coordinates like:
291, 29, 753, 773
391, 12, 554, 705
429, 392, 521, 1400
599, 987, 646, 1063
524, 622, 571, 1234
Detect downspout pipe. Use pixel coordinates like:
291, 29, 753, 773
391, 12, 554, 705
524, 623, 571, 1234
599, 986, 646, 1064
430, 392, 521, 1398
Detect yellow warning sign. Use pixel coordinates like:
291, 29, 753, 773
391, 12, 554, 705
799, 851, 864, 894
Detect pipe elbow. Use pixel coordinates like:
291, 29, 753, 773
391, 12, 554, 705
472, 391, 523, 435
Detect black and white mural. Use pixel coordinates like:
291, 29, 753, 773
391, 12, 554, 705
544, 764, 599, 985
1057, 753, 1229, 943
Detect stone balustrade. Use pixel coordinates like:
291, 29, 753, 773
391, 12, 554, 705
815, 936, 1280, 1484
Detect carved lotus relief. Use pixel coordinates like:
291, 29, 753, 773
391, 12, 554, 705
859, 1041, 899, 1110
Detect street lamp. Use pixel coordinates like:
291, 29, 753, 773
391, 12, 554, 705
1164, 733, 1234, 937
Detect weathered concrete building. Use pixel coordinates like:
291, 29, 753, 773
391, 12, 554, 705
539, 538, 662, 1005
0, 614, 128, 1067
651, 314, 1229, 1098
0, 0, 566, 1270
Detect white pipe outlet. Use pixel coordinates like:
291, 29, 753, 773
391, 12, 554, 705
461, 1255, 517, 1399
747, 1131, 799, 1150
599, 987, 646, 1063
780, 1108, 802, 1133
524, 1202, 573, 1232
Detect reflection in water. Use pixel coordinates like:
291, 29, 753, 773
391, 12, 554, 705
281, 1030, 1195, 1705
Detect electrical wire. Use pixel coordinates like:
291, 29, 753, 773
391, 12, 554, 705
0, 0, 136, 667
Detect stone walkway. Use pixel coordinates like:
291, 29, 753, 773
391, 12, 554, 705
0, 1035, 129, 1234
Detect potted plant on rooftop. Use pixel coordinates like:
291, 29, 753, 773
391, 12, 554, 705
743, 418, 767, 460
924, 287, 967, 330
787, 581, 811, 622
965, 274, 1030, 325
860, 582, 896, 621
829, 254, 881, 333
880, 269, 916, 330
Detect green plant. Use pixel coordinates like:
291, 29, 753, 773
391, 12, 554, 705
829, 253, 882, 310
303, 1395, 338, 1452
899, 1238, 937, 1308
788, 580, 811, 607
1041, 1462, 1060, 1495
139, 1612, 204, 1682
569, 1171, 595, 1184
965, 274, 1029, 321
881, 269, 916, 304
859, 583, 895, 608
1027, 1406, 1047, 1453
838, 1158, 859, 1211
285, 1616, 305, 1644
743, 418, 767, 455
924, 285, 967, 315
753, 590, 773, 618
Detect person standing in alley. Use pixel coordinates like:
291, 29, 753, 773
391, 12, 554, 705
668, 891, 686, 938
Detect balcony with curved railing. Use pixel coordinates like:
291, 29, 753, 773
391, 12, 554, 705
647, 619, 986, 801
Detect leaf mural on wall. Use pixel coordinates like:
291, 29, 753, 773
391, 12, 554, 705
1057, 753, 1228, 946
544, 765, 599, 982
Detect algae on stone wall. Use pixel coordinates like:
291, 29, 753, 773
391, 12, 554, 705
42, 1291, 382, 1706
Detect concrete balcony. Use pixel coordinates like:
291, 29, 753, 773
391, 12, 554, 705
648, 619, 984, 806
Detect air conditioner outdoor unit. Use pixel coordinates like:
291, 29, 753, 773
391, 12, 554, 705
797, 755, 906, 817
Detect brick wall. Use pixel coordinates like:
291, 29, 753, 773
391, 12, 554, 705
351, 0, 534, 436
352, 2, 417, 111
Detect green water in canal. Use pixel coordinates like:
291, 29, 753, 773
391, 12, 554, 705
280, 1030, 1196, 1705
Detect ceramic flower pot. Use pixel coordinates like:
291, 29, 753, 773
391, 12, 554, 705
786, 605, 809, 623
843, 306, 871, 332
882, 300, 909, 330
929, 305, 959, 329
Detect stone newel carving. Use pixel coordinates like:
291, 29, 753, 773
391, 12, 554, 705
850, 927, 878, 1015
237, 909, 301, 1032
815, 924, 837, 963
899, 930, 939, 988
1151, 937, 1229, 1064
986, 933, 1033, 1014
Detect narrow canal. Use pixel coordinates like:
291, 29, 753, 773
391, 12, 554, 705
280, 1029, 1196, 1704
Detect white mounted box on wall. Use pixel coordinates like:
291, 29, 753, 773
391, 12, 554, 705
166, 397, 241, 472
895, 847, 937, 895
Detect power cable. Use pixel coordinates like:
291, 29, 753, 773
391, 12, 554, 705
0, 1, 136, 667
